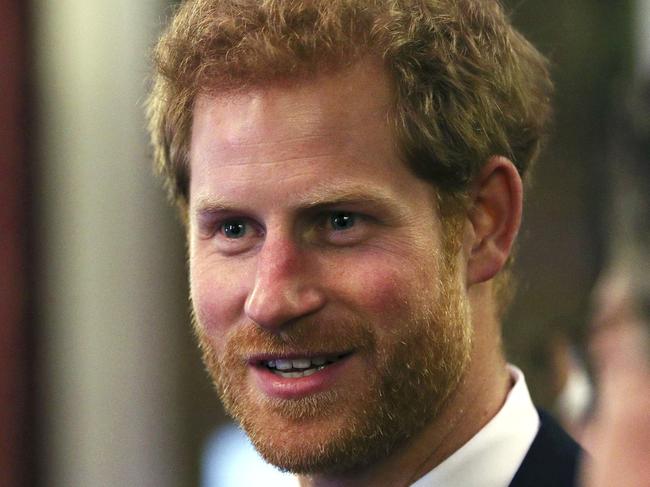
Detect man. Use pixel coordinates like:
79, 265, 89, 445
147, 1, 580, 485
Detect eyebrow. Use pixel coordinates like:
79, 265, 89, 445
192, 196, 235, 215
191, 183, 411, 219
299, 186, 414, 222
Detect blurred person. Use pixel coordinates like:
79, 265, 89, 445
580, 266, 650, 487
146, 1, 582, 486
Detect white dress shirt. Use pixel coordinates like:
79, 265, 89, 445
411, 365, 540, 487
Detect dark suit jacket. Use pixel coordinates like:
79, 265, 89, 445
509, 410, 582, 487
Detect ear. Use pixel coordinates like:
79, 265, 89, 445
466, 156, 523, 285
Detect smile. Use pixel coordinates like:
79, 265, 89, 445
260, 355, 347, 379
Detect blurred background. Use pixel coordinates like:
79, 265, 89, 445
1, 0, 648, 486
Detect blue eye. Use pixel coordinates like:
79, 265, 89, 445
222, 220, 247, 238
330, 212, 356, 230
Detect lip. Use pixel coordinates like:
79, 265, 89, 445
248, 352, 353, 400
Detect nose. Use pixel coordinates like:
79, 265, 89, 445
244, 237, 326, 331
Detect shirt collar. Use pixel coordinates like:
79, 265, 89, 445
410, 365, 540, 487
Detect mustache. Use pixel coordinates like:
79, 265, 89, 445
193, 312, 376, 358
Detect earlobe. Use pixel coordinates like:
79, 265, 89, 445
466, 156, 523, 285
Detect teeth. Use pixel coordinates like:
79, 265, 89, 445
275, 368, 320, 379
283, 371, 302, 378
275, 359, 292, 370
291, 358, 311, 369
263, 355, 344, 376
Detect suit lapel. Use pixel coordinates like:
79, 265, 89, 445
508, 410, 582, 487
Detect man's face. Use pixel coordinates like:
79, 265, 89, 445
188, 61, 472, 474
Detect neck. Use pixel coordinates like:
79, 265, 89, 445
299, 283, 510, 487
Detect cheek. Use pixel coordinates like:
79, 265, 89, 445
189, 256, 250, 338
335, 253, 439, 318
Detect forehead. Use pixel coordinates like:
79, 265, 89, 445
188, 60, 433, 211
193, 59, 392, 143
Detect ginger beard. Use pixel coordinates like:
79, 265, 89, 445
192, 240, 473, 474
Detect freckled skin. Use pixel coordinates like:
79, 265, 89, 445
187, 60, 507, 486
